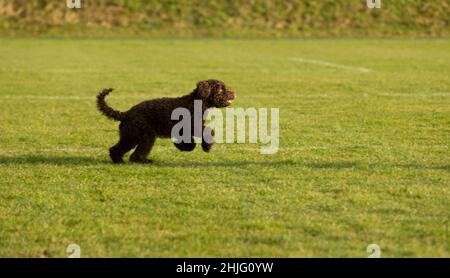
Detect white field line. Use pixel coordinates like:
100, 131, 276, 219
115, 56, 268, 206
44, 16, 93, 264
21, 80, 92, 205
289, 57, 371, 73
0, 147, 103, 154
0, 95, 94, 100
374, 92, 450, 97
0, 69, 237, 74
0, 95, 160, 100
0, 69, 149, 74
1, 144, 447, 155
2, 92, 448, 101
0, 95, 284, 100
0, 146, 329, 155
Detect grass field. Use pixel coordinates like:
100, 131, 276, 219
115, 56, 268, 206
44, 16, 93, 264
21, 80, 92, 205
0, 39, 449, 257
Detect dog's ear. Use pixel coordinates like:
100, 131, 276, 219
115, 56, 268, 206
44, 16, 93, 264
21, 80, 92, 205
196, 80, 212, 99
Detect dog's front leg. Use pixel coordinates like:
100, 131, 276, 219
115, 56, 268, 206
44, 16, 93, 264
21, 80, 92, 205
174, 136, 196, 152
202, 126, 215, 152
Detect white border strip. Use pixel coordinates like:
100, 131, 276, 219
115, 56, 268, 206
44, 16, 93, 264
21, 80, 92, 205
289, 57, 371, 73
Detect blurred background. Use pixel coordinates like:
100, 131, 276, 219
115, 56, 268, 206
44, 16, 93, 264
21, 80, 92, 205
1, 1, 449, 258
0, 0, 448, 38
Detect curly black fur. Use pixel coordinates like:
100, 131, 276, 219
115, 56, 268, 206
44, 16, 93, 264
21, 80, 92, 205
97, 80, 236, 164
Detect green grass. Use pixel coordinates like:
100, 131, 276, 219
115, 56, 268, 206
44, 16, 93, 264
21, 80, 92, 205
0, 38, 449, 258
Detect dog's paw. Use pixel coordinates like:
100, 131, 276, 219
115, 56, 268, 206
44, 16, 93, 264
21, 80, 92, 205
202, 127, 214, 152
202, 142, 214, 152
174, 141, 196, 152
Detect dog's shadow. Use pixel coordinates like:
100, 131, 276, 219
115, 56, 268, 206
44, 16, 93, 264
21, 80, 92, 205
0, 155, 448, 171
0, 155, 291, 168
0, 155, 106, 166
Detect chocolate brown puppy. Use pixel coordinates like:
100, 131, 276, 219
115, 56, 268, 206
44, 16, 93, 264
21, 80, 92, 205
97, 80, 236, 163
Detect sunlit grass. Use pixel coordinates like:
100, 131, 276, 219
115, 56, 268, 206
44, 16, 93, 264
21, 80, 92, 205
0, 39, 449, 257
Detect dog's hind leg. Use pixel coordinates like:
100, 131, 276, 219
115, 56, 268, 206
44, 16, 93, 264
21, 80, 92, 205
109, 138, 136, 164
109, 124, 137, 164
130, 134, 156, 163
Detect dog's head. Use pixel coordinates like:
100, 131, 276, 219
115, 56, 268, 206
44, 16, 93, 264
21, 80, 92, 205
195, 79, 236, 108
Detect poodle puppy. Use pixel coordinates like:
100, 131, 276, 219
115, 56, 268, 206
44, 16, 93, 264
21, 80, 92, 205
96, 79, 236, 163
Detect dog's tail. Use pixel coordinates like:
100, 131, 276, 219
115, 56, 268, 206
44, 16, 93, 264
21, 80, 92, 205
96, 88, 125, 121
